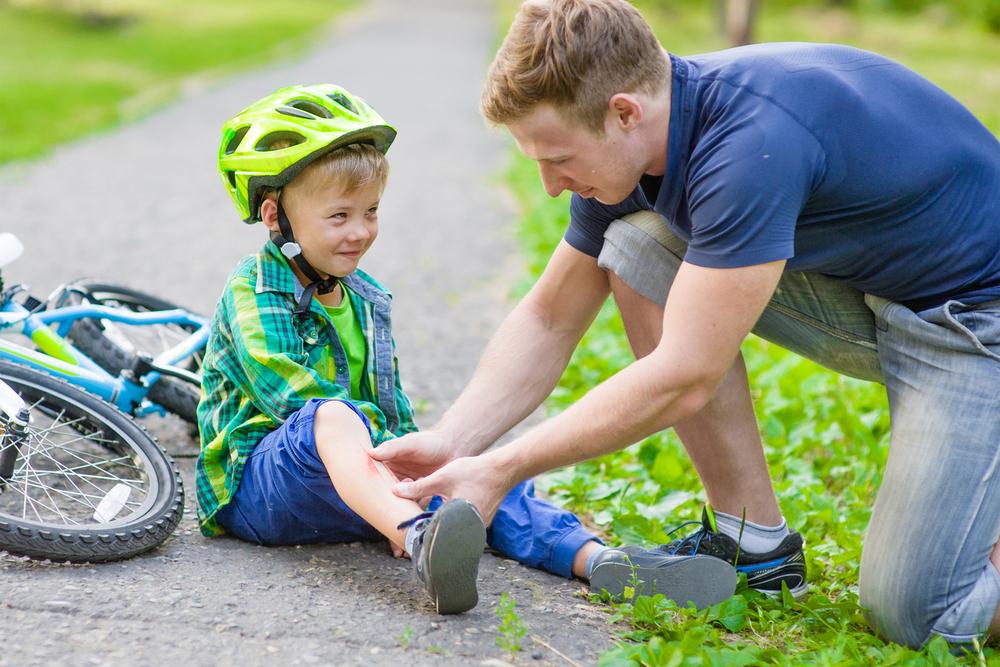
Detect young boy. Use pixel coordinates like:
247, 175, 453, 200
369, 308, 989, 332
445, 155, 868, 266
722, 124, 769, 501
197, 83, 735, 614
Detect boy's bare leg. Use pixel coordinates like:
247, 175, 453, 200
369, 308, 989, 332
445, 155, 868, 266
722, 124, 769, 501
572, 540, 604, 579
313, 400, 423, 551
609, 273, 783, 525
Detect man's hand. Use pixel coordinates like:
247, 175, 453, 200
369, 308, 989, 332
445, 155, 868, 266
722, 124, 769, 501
368, 429, 463, 480
391, 453, 511, 525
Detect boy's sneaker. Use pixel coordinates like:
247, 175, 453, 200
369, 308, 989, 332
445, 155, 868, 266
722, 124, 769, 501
653, 508, 808, 599
403, 499, 486, 615
589, 547, 737, 608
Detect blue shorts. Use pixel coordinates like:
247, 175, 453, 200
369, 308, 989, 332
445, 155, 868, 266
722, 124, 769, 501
215, 398, 599, 578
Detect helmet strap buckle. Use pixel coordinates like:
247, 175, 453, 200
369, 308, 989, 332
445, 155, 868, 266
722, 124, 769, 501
279, 242, 302, 260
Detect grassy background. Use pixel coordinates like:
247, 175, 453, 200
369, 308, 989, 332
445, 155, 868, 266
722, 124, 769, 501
0, 0, 355, 165
500, 1, 1000, 664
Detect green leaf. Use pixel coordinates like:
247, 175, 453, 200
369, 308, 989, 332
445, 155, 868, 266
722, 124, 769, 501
707, 596, 748, 632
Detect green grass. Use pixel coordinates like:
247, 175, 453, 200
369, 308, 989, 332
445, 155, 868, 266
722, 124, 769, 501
500, 1, 1000, 664
0, 0, 356, 165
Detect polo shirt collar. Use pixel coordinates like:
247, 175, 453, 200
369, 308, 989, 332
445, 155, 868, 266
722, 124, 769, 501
655, 54, 699, 223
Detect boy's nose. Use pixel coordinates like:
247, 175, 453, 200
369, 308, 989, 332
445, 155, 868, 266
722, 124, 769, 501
347, 222, 372, 242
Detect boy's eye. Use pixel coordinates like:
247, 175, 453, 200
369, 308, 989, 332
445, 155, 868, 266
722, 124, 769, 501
328, 212, 348, 221
367, 207, 379, 216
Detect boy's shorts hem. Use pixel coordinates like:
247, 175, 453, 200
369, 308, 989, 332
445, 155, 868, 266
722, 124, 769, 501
551, 527, 603, 579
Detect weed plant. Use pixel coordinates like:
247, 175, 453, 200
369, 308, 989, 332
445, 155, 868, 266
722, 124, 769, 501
503, 4, 999, 663
496, 591, 528, 655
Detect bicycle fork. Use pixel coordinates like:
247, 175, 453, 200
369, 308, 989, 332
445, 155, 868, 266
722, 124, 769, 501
0, 381, 29, 489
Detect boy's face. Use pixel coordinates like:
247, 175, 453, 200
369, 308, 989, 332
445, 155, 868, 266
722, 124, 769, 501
506, 103, 647, 206
266, 176, 382, 279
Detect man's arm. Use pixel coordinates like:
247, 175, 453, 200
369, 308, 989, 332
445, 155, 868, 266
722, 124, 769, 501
370, 241, 610, 476
392, 258, 786, 522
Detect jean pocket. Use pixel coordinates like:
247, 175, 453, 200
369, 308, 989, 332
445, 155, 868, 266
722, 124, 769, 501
940, 302, 1000, 362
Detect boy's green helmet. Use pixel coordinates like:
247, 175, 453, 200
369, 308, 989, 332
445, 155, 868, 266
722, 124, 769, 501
219, 83, 396, 223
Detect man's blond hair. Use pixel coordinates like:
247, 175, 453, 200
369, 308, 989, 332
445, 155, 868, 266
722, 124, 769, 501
481, 0, 669, 134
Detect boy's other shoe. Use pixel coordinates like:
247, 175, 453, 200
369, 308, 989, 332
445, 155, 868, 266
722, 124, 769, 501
589, 548, 737, 608
656, 508, 808, 599
407, 499, 486, 614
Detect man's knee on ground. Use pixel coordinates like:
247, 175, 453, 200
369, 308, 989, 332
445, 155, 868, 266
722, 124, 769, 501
860, 555, 955, 649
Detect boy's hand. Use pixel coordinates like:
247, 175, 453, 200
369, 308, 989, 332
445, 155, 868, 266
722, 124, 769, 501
391, 453, 511, 525
368, 430, 461, 480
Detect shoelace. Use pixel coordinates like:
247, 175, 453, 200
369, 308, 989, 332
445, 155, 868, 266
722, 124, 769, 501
397, 511, 433, 531
661, 519, 718, 556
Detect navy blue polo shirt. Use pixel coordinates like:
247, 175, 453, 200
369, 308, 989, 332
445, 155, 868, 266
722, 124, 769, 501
567, 43, 1000, 311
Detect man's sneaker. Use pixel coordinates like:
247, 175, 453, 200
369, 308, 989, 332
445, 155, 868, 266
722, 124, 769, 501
589, 547, 737, 608
655, 508, 808, 599
402, 499, 486, 614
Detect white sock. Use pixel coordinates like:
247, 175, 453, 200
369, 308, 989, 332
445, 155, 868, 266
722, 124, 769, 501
404, 519, 428, 555
713, 510, 788, 553
584, 544, 609, 579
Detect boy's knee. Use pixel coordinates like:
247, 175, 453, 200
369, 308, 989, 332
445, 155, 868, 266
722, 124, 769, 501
313, 400, 369, 440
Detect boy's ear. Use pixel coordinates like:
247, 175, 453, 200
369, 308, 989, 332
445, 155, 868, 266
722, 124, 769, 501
260, 196, 279, 232
608, 93, 643, 131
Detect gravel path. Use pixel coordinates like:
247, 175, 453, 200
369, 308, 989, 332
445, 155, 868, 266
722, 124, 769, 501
0, 2, 618, 665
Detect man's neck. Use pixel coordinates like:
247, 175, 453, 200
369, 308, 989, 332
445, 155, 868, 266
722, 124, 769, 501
643, 53, 673, 177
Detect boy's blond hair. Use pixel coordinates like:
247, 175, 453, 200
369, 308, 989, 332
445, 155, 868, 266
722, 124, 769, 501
277, 142, 389, 203
481, 0, 669, 135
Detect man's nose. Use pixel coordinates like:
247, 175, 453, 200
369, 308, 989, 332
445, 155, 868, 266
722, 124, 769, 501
538, 164, 567, 198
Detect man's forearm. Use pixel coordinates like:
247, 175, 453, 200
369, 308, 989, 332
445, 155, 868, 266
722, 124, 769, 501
433, 299, 585, 456
488, 349, 717, 484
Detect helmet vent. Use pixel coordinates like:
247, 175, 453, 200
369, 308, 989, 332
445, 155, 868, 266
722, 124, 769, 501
286, 99, 333, 119
255, 131, 306, 152
224, 126, 250, 155
276, 105, 316, 120
328, 91, 358, 114
226, 171, 237, 188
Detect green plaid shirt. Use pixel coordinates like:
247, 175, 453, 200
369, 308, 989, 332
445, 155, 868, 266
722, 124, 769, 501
195, 242, 418, 536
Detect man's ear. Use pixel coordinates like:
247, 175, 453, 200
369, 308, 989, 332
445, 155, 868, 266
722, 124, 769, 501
260, 196, 279, 232
608, 93, 643, 131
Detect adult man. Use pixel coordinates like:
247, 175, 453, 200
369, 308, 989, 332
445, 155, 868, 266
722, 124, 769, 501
370, 0, 1000, 647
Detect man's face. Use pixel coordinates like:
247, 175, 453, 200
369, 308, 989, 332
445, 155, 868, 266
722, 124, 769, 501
507, 103, 646, 205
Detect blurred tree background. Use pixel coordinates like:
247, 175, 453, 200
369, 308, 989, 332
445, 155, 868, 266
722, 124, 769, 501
722, 0, 1000, 45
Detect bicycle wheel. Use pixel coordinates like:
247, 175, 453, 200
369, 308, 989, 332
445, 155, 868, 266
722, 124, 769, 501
64, 280, 203, 424
0, 361, 183, 562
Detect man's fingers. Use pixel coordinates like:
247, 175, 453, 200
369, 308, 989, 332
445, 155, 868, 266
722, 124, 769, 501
394, 476, 439, 501
368, 442, 398, 461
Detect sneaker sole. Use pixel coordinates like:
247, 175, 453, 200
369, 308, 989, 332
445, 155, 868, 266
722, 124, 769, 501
590, 554, 737, 609
424, 500, 486, 615
754, 581, 809, 600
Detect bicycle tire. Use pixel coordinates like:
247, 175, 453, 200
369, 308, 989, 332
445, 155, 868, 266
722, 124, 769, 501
0, 360, 183, 562
64, 280, 203, 424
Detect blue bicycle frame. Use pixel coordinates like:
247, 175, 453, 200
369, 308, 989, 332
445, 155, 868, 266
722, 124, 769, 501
0, 295, 209, 418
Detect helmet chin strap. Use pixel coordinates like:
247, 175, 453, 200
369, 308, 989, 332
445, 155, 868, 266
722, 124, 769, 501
271, 201, 339, 315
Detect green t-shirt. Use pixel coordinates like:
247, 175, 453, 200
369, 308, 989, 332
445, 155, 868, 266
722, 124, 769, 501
323, 286, 366, 399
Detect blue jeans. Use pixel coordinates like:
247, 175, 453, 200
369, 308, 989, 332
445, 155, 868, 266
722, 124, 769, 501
600, 211, 1000, 647
216, 398, 598, 578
